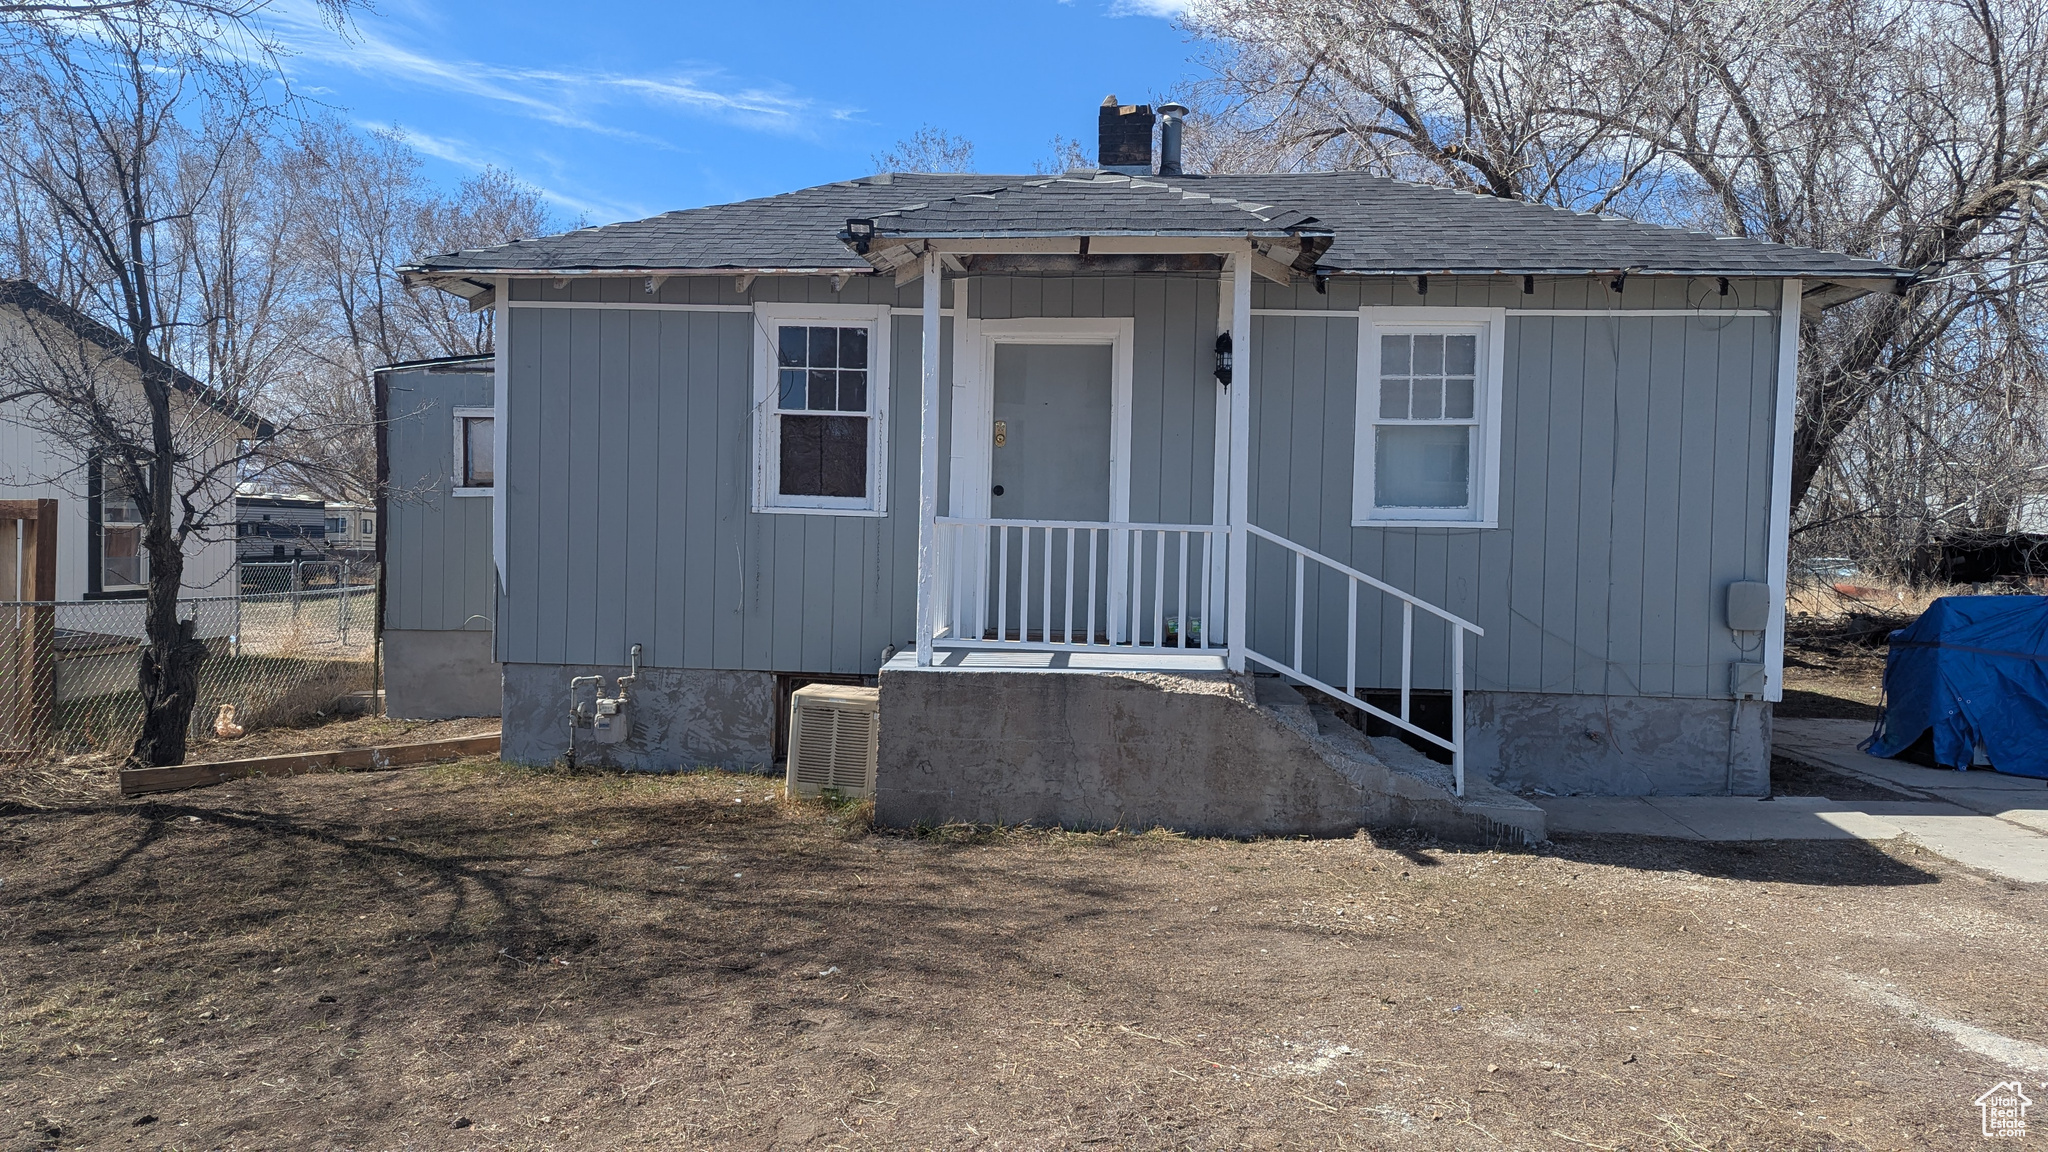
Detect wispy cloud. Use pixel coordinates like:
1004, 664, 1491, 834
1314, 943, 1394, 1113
358, 120, 652, 222
269, 0, 843, 141
1107, 0, 1190, 16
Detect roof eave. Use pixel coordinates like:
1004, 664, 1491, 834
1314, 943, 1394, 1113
866, 228, 1331, 241
400, 264, 875, 282
1318, 264, 1902, 278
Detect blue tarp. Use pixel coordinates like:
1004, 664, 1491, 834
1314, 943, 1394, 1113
1861, 596, 2048, 778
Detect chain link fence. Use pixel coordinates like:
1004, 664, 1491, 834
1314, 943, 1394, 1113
2, 566, 376, 765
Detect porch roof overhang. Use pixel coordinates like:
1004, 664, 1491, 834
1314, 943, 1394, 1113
837, 172, 1335, 286
851, 234, 1327, 286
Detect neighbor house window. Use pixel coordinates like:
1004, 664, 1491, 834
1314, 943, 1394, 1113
452, 407, 495, 495
753, 304, 890, 514
96, 468, 148, 591
360, 517, 374, 536
1354, 308, 1504, 528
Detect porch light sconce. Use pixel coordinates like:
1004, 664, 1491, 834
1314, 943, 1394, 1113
1214, 331, 1234, 386
1522, 275, 1535, 295
845, 218, 876, 255
1717, 276, 1731, 297
1314, 273, 1329, 295
1416, 275, 1429, 296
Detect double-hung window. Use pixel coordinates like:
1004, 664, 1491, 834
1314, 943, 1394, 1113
753, 304, 890, 514
92, 459, 148, 593
1354, 308, 1505, 527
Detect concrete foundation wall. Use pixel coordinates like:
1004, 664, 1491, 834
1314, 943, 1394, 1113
876, 668, 1506, 839
1465, 691, 1771, 796
500, 662, 776, 772
384, 629, 500, 719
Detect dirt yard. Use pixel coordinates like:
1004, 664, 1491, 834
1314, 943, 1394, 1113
3, 757, 2042, 1151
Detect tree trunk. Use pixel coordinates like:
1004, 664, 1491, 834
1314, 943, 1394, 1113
127, 540, 207, 767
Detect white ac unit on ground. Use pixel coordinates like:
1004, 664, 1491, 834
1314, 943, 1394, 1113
786, 683, 880, 798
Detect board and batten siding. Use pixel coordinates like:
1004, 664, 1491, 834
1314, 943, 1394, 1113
1242, 274, 1782, 701
496, 273, 1223, 676
497, 275, 937, 675
382, 362, 497, 633
495, 272, 1783, 702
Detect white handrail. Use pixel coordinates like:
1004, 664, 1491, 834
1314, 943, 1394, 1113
1243, 523, 1482, 796
1245, 522, 1482, 634
933, 518, 1222, 653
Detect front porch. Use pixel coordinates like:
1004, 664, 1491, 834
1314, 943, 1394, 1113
862, 179, 1482, 791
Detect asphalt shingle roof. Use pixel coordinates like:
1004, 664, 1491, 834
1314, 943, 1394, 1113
861, 174, 1326, 238
403, 171, 1899, 281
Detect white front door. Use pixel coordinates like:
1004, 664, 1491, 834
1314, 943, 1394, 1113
948, 316, 1135, 641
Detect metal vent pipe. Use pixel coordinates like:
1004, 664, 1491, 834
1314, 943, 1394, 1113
1158, 103, 1188, 176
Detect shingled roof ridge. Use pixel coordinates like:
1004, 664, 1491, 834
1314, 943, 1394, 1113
858, 170, 1312, 228
1270, 170, 1889, 263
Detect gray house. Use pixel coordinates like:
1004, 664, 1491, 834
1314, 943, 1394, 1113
375, 354, 499, 719
402, 99, 1900, 837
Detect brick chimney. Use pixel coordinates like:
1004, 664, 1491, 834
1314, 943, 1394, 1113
1098, 95, 1155, 176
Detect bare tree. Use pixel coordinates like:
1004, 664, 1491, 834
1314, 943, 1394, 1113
1031, 134, 1093, 175
1189, 0, 2048, 574
263, 121, 552, 499
0, 12, 289, 765
873, 125, 977, 173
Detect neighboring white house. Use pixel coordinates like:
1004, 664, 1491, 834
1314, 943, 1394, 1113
0, 279, 269, 603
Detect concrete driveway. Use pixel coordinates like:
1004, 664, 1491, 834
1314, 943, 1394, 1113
1535, 717, 2048, 883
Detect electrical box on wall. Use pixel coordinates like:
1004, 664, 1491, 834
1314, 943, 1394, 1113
1726, 581, 1771, 632
1730, 662, 1767, 699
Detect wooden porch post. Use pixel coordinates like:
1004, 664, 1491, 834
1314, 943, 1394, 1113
914, 250, 943, 667
1225, 256, 1252, 672
1, 499, 58, 752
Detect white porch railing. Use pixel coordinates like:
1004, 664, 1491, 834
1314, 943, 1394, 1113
1243, 523, 1483, 795
932, 517, 1224, 653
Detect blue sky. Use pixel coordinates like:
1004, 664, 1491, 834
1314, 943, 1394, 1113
272, 0, 1205, 227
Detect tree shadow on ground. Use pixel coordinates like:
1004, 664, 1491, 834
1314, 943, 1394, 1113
1358, 822, 1941, 887
0, 783, 1150, 1042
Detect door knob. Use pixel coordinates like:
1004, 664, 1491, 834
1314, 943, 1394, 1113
993, 420, 1007, 447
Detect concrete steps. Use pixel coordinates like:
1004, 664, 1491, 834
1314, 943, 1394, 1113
877, 665, 1543, 843
1254, 679, 1545, 845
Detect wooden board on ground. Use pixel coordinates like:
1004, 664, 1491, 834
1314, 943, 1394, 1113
119, 732, 500, 797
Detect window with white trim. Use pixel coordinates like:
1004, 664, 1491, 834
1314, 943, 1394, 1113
452, 407, 494, 495
753, 304, 890, 514
1355, 308, 1504, 527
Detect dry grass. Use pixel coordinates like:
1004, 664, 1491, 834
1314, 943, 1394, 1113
1776, 579, 1947, 723
3, 761, 2043, 1150
0, 715, 498, 811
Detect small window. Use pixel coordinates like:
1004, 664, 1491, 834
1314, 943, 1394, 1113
326, 516, 346, 535
1354, 309, 1504, 527
753, 305, 890, 514
452, 408, 495, 495
99, 474, 147, 590
360, 517, 374, 536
